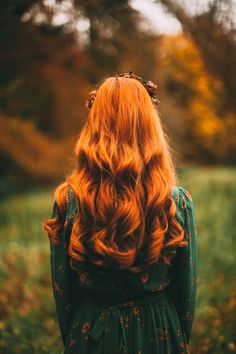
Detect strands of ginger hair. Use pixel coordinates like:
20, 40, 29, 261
43, 76, 187, 273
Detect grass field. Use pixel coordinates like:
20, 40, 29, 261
0, 166, 236, 353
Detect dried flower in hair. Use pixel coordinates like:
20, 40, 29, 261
85, 89, 98, 110
85, 71, 160, 110
118, 71, 160, 106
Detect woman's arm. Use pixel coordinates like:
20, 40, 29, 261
168, 186, 198, 344
48, 189, 79, 345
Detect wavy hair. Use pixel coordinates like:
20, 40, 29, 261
43, 76, 187, 273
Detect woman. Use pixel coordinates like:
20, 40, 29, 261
43, 72, 198, 354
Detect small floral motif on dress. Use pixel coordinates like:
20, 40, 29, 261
133, 306, 140, 316
68, 335, 77, 354
119, 314, 129, 328
182, 311, 192, 321
53, 280, 63, 296
81, 321, 91, 333
185, 190, 192, 202
156, 327, 167, 341
179, 340, 188, 354
181, 195, 187, 208
98, 311, 106, 321
104, 322, 111, 334
69, 337, 76, 347
156, 282, 166, 291
140, 271, 150, 284
78, 271, 91, 285
176, 329, 182, 336
123, 300, 135, 307
175, 194, 180, 203
59, 264, 64, 272
72, 321, 80, 329
124, 315, 129, 328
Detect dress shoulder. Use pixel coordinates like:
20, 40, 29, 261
171, 185, 194, 227
171, 185, 193, 203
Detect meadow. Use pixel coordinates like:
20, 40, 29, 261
0, 166, 235, 354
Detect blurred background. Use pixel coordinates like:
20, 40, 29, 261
0, 0, 236, 353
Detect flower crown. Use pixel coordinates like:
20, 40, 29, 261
85, 71, 160, 110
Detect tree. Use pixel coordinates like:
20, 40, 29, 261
0, 0, 159, 184
159, 34, 236, 163
156, 0, 236, 163
157, 0, 236, 114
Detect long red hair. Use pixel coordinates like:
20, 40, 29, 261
43, 76, 187, 273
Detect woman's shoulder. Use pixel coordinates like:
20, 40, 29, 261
171, 185, 194, 215
171, 185, 193, 203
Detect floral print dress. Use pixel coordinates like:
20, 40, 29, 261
48, 186, 198, 354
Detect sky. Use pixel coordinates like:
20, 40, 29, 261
39, 0, 183, 36
130, 0, 182, 34
131, 0, 236, 34
33, 0, 236, 36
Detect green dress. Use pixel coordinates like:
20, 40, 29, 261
48, 186, 198, 354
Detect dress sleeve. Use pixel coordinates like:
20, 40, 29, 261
48, 187, 80, 346
167, 186, 198, 344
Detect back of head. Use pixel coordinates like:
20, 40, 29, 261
86, 76, 159, 151
44, 74, 187, 273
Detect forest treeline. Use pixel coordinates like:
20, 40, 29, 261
0, 0, 235, 185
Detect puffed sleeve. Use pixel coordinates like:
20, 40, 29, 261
48, 187, 80, 346
167, 186, 198, 344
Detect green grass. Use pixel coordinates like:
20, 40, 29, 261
0, 189, 63, 353
179, 166, 236, 353
0, 167, 236, 353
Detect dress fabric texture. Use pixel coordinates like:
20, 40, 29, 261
48, 185, 198, 354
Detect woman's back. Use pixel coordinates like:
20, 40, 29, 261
49, 184, 198, 354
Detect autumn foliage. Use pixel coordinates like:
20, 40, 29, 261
0, 0, 235, 187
